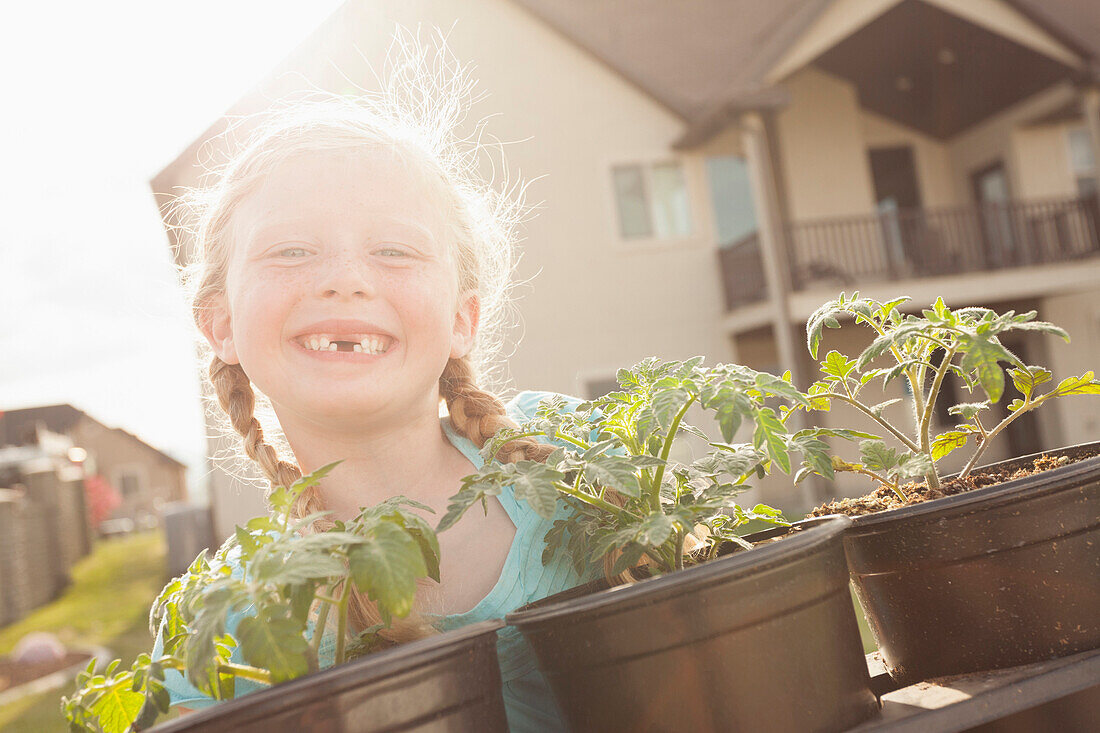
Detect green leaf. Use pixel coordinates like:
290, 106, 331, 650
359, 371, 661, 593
789, 435, 834, 480
869, 399, 901, 419
1051, 371, 1100, 397
288, 580, 319, 624
634, 512, 674, 547
859, 439, 900, 473
897, 452, 934, 480
583, 455, 641, 498
931, 431, 969, 460
397, 514, 441, 584
251, 549, 346, 586
348, 522, 427, 621
87, 677, 146, 733
511, 461, 566, 518
713, 397, 744, 442
1009, 366, 1052, 397
694, 443, 762, 479
236, 612, 310, 683
610, 543, 647, 575
245, 516, 279, 533
754, 372, 810, 407
959, 333, 1017, 402
948, 401, 990, 421
437, 473, 502, 532
821, 350, 857, 379
651, 387, 690, 429
752, 407, 790, 473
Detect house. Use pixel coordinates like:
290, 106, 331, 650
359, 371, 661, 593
0, 404, 188, 523
153, 0, 1100, 529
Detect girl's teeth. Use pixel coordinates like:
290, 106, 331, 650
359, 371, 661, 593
360, 337, 388, 355
300, 334, 390, 353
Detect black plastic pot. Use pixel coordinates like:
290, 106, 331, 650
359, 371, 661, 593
843, 441, 1100, 685
506, 515, 878, 733
151, 619, 507, 733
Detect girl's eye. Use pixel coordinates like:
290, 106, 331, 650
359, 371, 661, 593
276, 246, 310, 259
376, 246, 410, 258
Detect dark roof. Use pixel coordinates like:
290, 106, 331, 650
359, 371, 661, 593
0, 404, 84, 445
0, 404, 186, 468
511, 0, 1100, 125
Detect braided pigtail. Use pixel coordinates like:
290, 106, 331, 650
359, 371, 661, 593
440, 357, 553, 463
208, 356, 304, 497
439, 357, 639, 585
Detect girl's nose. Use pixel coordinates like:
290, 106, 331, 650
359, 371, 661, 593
317, 256, 377, 299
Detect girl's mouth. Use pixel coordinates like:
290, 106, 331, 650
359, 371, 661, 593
293, 333, 395, 355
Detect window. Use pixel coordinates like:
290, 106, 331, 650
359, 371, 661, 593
118, 472, 141, 497
113, 465, 146, 498
612, 162, 692, 240
706, 155, 758, 246
1068, 127, 1098, 197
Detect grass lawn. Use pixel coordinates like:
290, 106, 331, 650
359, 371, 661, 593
0, 531, 171, 732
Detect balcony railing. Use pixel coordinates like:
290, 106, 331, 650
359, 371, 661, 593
718, 196, 1100, 309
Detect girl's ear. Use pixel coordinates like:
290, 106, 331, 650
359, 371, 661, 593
199, 295, 241, 365
450, 290, 480, 360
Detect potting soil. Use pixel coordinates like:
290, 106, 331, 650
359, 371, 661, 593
810, 446, 1100, 517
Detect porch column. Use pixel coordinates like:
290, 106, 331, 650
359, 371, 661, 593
1082, 88, 1100, 194
739, 112, 804, 388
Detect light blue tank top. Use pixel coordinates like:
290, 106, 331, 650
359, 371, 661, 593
153, 391, 595, 732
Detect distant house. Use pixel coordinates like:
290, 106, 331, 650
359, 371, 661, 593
154, 0, 1100, 525
0, 404, 187, 523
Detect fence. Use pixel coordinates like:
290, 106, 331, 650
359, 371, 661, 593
0, 470, 92, 627
716, 195, 1100, 308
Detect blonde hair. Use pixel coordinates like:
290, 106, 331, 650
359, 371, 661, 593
176, 33, 554, 642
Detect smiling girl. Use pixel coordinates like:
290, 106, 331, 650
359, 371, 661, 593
155, 48, 595, 731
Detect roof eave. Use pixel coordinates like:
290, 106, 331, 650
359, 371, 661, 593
673, 86, 792, 150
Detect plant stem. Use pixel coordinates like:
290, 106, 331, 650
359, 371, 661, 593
552, 432, 592, 452
334, 580, 352, 665
917, 344, 958, 491
310, 592, 333, 658
555, 482, 641, 519
217, 662, 273, 685
959, 395, 1040, 477
849, 466, 907, 501
649, 397, 696, 512
674, 531, 686, 571
824, 392, 921, 452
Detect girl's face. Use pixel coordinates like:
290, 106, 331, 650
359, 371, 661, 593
203, 147, 479, 430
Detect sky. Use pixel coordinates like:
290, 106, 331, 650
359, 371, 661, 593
0, 1, 346, 497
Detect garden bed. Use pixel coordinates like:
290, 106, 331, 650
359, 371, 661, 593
0, 652, 92, 693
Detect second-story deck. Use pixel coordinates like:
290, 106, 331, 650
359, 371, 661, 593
719, 196, 1100, 310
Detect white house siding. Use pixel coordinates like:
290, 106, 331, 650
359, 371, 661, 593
947, 82, 1078, 202
776, 67, 878, 221
341, 0, 731, 397
1012, 123, 1081, 200
1040, 291, 1100, 449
